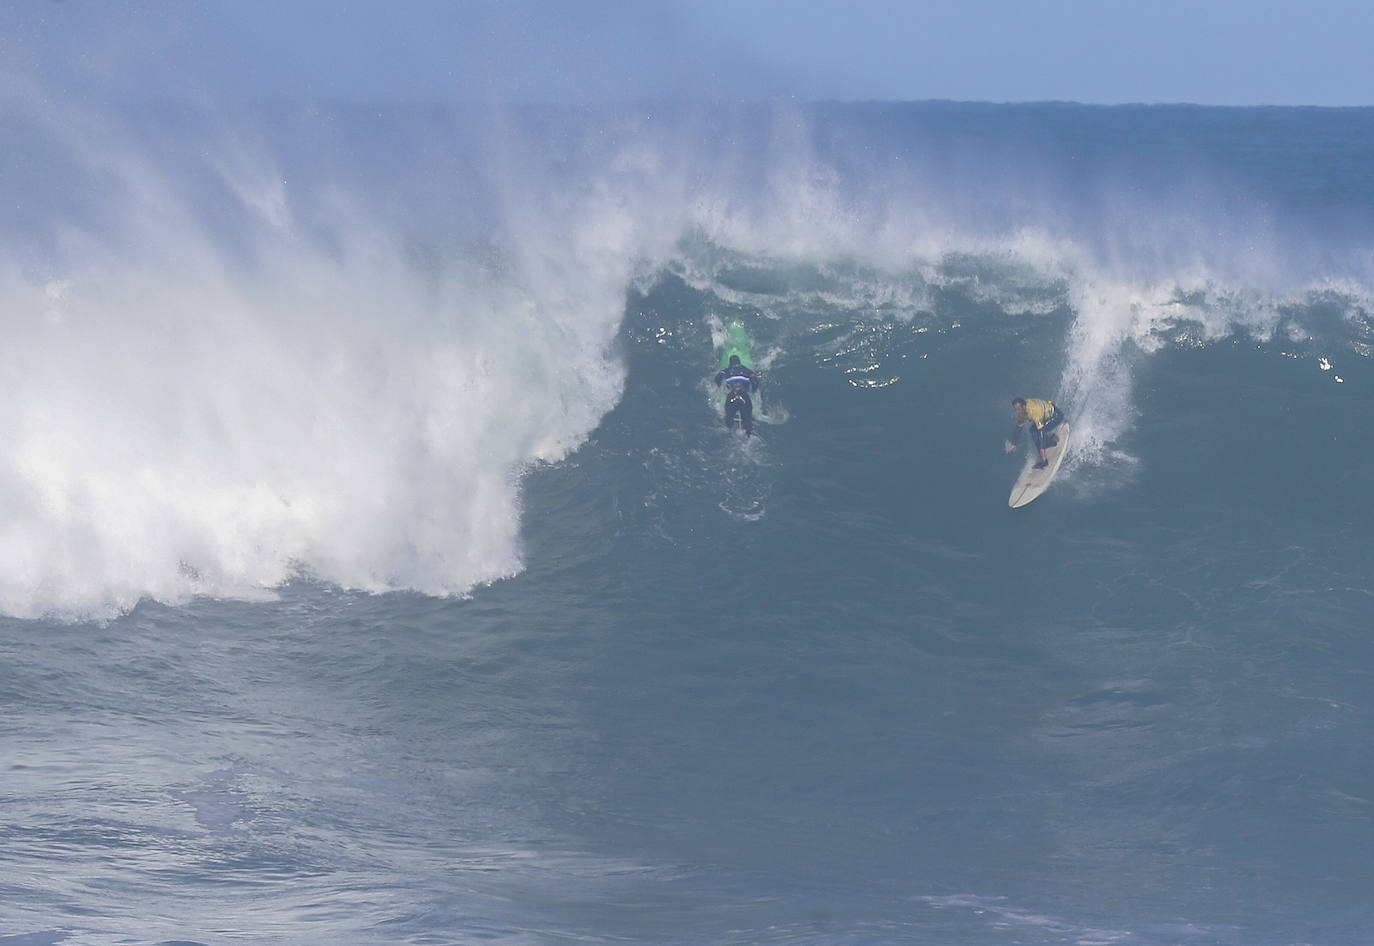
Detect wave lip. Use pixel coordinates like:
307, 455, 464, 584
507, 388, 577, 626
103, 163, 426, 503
6, 98, 1373, 618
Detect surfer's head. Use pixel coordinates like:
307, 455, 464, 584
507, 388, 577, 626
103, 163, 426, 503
729, 355, 741, 366
1011, 397, 1028, 420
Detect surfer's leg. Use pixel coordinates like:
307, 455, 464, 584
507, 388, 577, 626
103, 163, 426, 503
1041, 413, 1063, 446
1028, 425, 1048, 466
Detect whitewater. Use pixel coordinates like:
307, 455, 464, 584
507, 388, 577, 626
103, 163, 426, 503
3, 94, 1373, 945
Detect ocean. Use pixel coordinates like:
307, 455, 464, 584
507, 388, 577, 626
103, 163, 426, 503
2, 98, 1372, 945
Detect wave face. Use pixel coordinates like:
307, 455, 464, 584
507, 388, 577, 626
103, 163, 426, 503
4, 100, 1374, 945
3, 99, 1371, 617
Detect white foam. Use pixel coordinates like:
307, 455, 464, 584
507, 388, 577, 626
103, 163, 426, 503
7, 93, 1374, 615
0, 103, 677, 621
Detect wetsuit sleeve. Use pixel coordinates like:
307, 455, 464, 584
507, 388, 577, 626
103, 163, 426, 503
714, 370, 726, 386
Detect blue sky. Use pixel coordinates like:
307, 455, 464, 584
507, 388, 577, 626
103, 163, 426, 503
6, 0, 1374, 106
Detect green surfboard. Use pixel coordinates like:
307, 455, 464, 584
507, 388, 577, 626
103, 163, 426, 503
718, 321, 755, 411
718, 320, 754, 371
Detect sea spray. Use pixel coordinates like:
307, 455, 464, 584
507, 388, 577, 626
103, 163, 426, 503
0, 101, 688, 619
4, 97, 1374, 617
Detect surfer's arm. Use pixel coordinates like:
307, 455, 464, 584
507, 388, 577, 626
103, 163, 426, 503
713, 370, 726, 386
1005, 423, 1024, 453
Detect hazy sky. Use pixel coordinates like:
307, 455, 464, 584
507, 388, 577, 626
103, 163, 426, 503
6, 0, 1374, 106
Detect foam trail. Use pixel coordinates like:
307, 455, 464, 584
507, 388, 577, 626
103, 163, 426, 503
1057, 263, 1374, 473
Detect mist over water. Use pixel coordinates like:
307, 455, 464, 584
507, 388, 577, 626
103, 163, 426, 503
8, 97, 1370, 618
3, 90, 1374, 945
0, 98, 688, 617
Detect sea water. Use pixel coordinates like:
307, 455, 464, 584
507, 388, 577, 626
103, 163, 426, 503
2, 98, 1372, 945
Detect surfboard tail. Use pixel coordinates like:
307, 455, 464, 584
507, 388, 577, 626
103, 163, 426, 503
1008, 423, 1070, 508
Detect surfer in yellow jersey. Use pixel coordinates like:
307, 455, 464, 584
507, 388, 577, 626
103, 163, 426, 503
1006, 397, 1064, 469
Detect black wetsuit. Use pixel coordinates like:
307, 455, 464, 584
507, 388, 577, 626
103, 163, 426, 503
714, 363, 759, 435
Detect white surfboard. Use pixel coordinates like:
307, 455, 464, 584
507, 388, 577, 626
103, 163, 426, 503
1008, 423, 1070, 508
